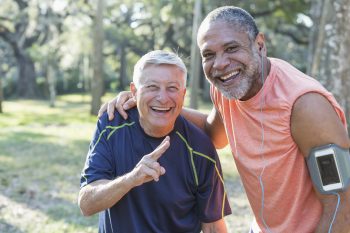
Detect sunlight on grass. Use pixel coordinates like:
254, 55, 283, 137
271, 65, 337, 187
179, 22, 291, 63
217, 146, 239, 180
0, 95, 100, 233
0, 195, 95, 233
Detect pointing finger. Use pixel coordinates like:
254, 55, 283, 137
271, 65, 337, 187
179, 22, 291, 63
149, 136, 170, 160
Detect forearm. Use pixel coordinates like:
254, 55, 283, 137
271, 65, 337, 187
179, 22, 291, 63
182, 107, 228, 149
181, 107, 208, 131
78, 173, 135, 216
315, 189, 350, 233
201, 219, 227, 233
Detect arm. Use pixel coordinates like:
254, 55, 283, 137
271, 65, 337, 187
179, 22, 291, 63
79, 176, 134, 216
98, 91, 228, 149
291, 92, 350, 233
201, 219, 227, 233
182, 107, 228, 149
79, 136, 170, 216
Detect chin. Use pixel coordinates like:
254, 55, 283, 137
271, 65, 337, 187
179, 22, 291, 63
219, 81, 251, 100
151, 120, 174, 129
217, 87, 244, 100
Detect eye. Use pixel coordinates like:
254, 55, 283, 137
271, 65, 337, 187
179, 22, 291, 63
168, 86, 179, 92
201, 51, 214, 60
146, 85, 158, 91
226, 45, 239, 53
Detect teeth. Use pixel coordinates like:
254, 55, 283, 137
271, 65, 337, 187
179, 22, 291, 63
220, 70, 239, 80
152, 107, 171, 111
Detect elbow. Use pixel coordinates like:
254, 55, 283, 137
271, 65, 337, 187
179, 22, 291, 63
213, 137, 228, 149
80, 206, 94, 217
78, 193, 95, 217
214, 141, 228, 149
211, 134, 228, 149
204, 120, 228, 149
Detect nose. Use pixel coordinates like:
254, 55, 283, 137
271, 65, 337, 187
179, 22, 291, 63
212, 53, 230, 71
156, 89, 170, 103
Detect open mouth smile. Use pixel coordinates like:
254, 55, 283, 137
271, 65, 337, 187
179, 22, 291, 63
151, 106, 172, 113
219, 70, 240, 82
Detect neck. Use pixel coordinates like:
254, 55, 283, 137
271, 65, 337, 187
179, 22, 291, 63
239, 57, 271, 101
139, 121, 174, 138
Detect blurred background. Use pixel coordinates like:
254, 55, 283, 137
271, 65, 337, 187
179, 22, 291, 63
0, 0, 349, 232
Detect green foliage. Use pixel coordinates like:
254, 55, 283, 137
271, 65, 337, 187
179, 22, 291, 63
0, 0, 312, 98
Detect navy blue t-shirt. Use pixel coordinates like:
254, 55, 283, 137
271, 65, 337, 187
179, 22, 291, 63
81, 108, 231, 233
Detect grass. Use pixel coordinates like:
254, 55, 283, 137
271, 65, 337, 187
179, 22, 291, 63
0, 93, 243, 233
0, 94, 99, 233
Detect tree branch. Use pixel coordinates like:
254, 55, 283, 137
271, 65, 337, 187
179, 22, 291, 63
275, 26, 309, 45
0, 16, 13, 22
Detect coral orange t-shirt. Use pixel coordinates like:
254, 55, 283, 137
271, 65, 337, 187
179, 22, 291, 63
211, 58, 347, 232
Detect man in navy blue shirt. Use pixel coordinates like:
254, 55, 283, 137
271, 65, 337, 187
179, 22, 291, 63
79, 50, 231, 233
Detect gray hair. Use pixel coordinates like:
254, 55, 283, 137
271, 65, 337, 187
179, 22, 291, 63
133, 50, 187, 87
199, 6, 259, 41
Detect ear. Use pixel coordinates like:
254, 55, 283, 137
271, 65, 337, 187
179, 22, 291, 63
255, 32, 267, 56
130, 82, 137, 99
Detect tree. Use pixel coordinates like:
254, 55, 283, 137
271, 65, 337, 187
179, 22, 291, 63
189, 0, 202, 109
91, 0, 105, 115
0, 0, 39, 98
0, 0, 69, 98
0, 76, 3, 113
308, 0, 350, 134
104, 0, 194, 92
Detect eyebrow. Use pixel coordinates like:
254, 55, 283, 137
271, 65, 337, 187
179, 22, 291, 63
223, 40, 241, 47
202, 41, 240, 56
144, 80, 181, 85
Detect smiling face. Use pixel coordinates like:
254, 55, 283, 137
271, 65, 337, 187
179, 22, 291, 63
131, 64, 186, 137
197, 20, 263, 101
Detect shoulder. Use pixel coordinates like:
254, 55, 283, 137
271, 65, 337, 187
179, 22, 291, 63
267, 58, 332, 108
269, 58, 320, 88
97, 107, 138, 133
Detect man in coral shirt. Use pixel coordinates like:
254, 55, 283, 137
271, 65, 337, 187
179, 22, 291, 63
100, 6, 350, 233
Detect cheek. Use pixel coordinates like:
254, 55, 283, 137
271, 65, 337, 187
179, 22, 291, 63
139, 92, 153, 101
170, 93, 185, 105
202, 62, 211, 74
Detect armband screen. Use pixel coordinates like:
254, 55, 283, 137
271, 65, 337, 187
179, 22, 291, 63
317, 153, 340, 186
307, 144, 350, 194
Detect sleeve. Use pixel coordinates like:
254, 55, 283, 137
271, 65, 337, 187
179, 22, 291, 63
194, 139, 232, 222
80, 114, 116, 188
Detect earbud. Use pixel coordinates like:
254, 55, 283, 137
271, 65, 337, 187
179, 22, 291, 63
258, 42, 264, 52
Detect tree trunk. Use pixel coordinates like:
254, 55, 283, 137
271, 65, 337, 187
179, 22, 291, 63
308, 0, 350, 134
118, 46, 127, 91
307, 0, 327, 75
0, 77, 3, 113
189, 0, 202, 109
48, 64, 56, 108
83, 54, 91, 92
90, 0, 105, 115
16, 52, 39, 98
333, 0, 350, 134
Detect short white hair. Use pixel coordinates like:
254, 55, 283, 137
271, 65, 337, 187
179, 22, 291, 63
133, 50, 187, 87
